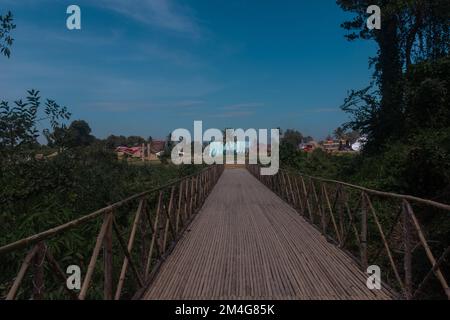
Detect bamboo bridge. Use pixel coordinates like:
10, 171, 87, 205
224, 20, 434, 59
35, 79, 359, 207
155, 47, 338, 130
1, 165, 449, 300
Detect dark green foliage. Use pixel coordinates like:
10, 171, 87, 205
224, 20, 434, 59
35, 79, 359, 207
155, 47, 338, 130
404, 57, 450, 132
0, 147, 189, 246
282, 129, 304, 149
0, 11, 15, 58
0, 90, 71, 157
46, 120, 95, 148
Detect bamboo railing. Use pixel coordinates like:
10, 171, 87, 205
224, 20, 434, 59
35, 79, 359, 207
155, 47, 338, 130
247, 164, 450, 300
0, 165, 224, 300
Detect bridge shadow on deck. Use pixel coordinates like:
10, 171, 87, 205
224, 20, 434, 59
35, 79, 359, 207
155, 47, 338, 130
143, 169, 393, 300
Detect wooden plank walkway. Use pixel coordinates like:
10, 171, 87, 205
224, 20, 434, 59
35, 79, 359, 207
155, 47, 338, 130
143, 169, 394, 300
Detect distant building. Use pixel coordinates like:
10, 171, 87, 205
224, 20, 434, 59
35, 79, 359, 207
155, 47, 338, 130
322, 140, 341, 153
299, 141, 318, 153
150, 140, 165, 153
149, 140, 166, 160
115, 140, 167, 161
115, 146, 142, 158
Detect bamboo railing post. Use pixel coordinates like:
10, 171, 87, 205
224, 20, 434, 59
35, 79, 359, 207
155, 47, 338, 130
186, 178, 191, 217
200, 173, 204, 204
201, 172, 206, 202
144, 204, 161, 278
293, 176, 304, 214
184, 178, 189, 221
191, 177, 196, 214
320, 184, 327, 235
271, 172, 276, 191
6, 245, 40, 300
402, 201, 413, 300
103, 210, 113, 300
140, 200, 149, 278
323, 184, 342, 244
79, 212, 112, 300
282, 172, 289, 203
300, 176, 313, 222
45, 250, 79, 300
404, 201, 450, 299
274, 172, 279, 194
281, 172, 289, 201
112, 219, 144, 290
188, 178, 194, 217
175, 181, 184, 233
273, 172, 279, 194
163, 187, 176, 253
115, 198, 145, 300
365, 193, 405, 292
32, 242, 46, 300
311, 179, 323, 228
413, 246, 450, 299
335, 187, 345, 243
360, 193, 368, 270
286, 174, 295, 206
193, 176, 198, 210
145, 193, 162, 277
201, 172, 205, 203
340, 188, 362, 249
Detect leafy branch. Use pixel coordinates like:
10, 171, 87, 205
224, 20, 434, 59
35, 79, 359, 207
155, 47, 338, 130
0, 11, 16, 58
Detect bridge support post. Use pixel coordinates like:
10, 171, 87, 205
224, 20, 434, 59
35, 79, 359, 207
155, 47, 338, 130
402, 201, 413, 300
103, 211, 113, 300
32, 242, 46, 300
360, 193, 368, 270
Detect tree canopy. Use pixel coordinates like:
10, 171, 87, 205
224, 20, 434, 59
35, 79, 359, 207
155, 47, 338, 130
337, 0, 450, 152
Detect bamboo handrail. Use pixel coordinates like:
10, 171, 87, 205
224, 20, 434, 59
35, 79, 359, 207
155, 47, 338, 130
247, 164, 450, 300
0, 166, 214, 256
1, 165, 224, 300
279, 168, 450, 211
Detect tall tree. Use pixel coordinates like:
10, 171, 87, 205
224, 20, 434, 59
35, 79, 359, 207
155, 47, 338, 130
337, 0, 449, 151
334, 127, 346, 140
64, 120, 95, 148
282, 129, 304, 149
337, 0, 403, 149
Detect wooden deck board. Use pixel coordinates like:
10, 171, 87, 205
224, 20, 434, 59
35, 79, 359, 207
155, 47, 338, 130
143, 169, 393, 300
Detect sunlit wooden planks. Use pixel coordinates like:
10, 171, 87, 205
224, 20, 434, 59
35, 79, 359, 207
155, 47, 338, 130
143, 169, 393, 300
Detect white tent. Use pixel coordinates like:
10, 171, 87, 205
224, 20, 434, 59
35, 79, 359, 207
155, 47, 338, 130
351, 136, 367, 152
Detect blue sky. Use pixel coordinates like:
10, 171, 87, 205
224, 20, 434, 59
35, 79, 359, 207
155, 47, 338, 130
0, 0, 376, 140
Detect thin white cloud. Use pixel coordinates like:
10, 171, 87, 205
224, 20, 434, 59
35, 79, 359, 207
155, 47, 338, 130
207, 111, 254, 118
222, 102, 265, 110
308, 108, 340, 113
183, 102, 264, 119
94, 0, 202, 38
83, 99, 206, 113
117, 42, 206, 68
